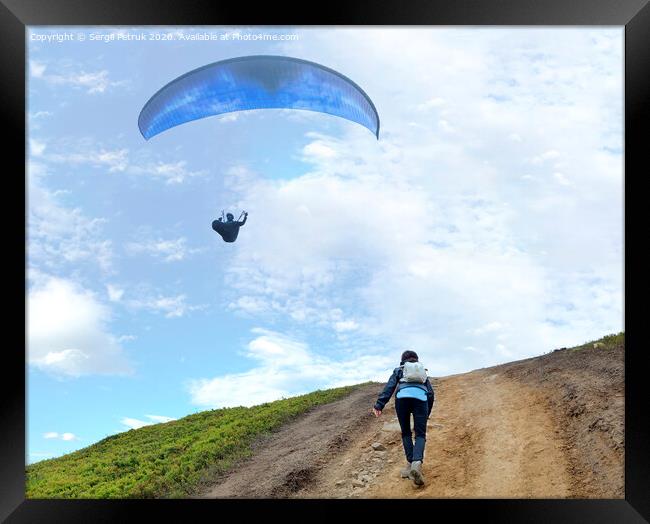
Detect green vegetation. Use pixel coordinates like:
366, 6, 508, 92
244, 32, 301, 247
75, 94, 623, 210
599, 332, 625, 347
27, 383, 369, 499
578, 331, 625, 350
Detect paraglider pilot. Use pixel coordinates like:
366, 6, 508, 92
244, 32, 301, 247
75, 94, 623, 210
212, 211, 247, 243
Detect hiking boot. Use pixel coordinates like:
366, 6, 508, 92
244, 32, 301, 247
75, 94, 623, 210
400, 462, 411, 478
409, 461, 425, 486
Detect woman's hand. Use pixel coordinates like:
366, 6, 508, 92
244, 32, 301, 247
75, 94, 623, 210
372, 408, 382, 417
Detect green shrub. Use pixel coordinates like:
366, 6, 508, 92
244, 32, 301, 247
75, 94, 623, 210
600, 332, 625, 347
570, 331, 625, 352
26, 383, 368, 499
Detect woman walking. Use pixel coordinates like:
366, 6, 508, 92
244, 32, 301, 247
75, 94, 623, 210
372, 350, 435, 486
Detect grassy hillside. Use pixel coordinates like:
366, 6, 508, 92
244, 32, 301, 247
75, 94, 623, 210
550, 331, 624, 353
27, 383, 370, 499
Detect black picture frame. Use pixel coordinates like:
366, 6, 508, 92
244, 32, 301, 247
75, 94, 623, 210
2, 0, 648, 521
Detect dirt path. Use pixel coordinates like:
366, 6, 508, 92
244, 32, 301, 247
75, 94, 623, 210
197, 343, 623, 499
196, 373, 572, 499
194, 384, 379, 498
299, 370, 572, 499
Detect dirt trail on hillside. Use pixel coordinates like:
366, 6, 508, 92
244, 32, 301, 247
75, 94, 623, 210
194, 385, 379, 498
309, 370, 572, 499
198, 343, 623, 499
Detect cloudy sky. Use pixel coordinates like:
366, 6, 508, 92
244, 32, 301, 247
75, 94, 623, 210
27, 26, 623, 463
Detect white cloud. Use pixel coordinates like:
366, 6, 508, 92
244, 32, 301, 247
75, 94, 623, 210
417, 97, 446, 111
29, 139, 46, 156
30, 110, 53, 119
28, 111, 54, 131
128, 160, 206, 185
31, 62, 127, 94
334, 320, 359, 332
128, 293, 205, 318
27, 28, 623, 386
221, 28, 623, 372
42, 432, 79, 441
531, 150, 561, 165
227, 295, 269, 314
219, 113, 239, 123
32, 138, 205, 184
553, 172, 573, 186
145, 415, 176, 423
121, 414, 176, 430
472, 322, 505, 335
187, 329, 392, 408
27, 275, 132, 377
222, 165, 259, 192
46, 147, 128, 172
106, 284, 124, 302
438, 119, 455, 133
28, 161, 114, 273
30, 61, 46, 78
120, 418, 150, 430
222, 164, 554, 369
126, 236, 201, 262
495, 344, 515, 358
302, 141, 337, 160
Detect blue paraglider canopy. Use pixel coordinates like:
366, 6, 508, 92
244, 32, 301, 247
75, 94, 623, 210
138, 55, 380, 140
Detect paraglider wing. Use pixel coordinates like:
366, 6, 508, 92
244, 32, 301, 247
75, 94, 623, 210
138, 55, 380, 140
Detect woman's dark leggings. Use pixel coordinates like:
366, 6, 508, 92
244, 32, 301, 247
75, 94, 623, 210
395, 397, 428, 463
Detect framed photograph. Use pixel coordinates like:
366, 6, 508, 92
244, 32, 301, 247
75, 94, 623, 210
3, 0, 648, 521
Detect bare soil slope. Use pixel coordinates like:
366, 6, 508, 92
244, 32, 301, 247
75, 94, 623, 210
193, 385, 379, 498
198, 341, 624, 499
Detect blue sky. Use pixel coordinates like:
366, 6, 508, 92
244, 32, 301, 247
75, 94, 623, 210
27, 27, 623, 464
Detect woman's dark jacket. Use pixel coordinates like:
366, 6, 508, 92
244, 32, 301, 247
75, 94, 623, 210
374, 366, 435, 416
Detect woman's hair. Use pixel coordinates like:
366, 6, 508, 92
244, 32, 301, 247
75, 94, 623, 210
400, 350, 419, 364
